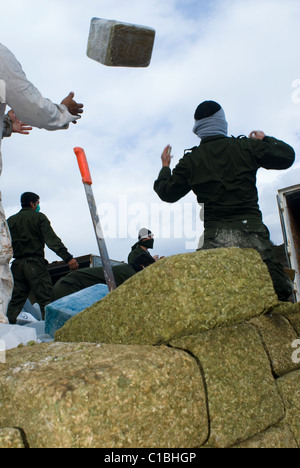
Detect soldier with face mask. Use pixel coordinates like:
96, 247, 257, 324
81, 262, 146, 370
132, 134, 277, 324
154, 100, 295, 302
127, 228, 158, 264
6, 192, 79, 324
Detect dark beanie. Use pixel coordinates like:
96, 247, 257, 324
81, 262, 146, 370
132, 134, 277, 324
194, 101, 222, 121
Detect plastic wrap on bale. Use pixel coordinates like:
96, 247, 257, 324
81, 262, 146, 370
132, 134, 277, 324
87, 18, 155, 68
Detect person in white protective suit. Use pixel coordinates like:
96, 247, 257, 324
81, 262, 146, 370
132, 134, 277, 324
0, 43, 84, 323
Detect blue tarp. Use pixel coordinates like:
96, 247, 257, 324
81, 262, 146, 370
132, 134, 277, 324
45, 284, 109, 338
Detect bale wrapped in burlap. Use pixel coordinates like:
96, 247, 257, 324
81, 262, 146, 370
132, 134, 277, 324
56, 248, 278, 345
0, 342, 208, 448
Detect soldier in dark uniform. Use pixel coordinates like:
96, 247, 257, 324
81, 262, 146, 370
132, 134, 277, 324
154, 101, 295, 301
7, 192, 79, 323
127, 228, 157, 264
50, 253, 155, 302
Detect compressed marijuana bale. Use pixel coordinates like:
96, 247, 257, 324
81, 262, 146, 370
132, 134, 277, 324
277, 369, 300, 446
0, 428, 26, 449
87, 18, 156, 67
56, 248, 279, 346
281, 303, 300, 334
171, 323, 285, 448
233, 425, 298, 449
249, 314, 300, 377
0, 342, 208, 448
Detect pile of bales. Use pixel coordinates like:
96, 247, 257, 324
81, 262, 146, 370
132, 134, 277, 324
1, 248, 300, 448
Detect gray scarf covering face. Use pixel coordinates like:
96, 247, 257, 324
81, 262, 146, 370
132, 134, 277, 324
193, 108, 228, 139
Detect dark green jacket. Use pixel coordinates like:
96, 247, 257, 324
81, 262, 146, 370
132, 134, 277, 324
127, 244, 154, 264
7, 208, 73, 263
154, 135, 295, 229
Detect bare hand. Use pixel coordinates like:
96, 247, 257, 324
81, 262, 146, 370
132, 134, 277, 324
249, 131, 266, 141
161, 145, 173, 168
68, 258, 79, 271
61, 92, 84, 123
8, 110, 33, 135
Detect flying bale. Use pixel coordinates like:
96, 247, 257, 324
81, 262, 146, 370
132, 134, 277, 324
87, 17, 156, 68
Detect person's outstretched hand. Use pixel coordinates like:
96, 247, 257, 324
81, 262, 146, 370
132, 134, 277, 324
61, 92, 84, 123
8, 110, 32, 135
68, 258, 79, 271
161, 145, 173, 167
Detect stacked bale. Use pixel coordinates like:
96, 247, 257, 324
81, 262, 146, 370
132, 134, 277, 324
55, 248, 278, 345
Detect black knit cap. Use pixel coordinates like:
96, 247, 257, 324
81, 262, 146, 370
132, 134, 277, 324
194, 101, 222, 121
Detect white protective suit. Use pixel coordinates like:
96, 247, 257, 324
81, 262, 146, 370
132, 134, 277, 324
0, 43, 79, 323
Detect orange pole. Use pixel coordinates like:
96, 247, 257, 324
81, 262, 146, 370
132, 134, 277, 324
73, 147, 117, 291
74, 147, 93, 185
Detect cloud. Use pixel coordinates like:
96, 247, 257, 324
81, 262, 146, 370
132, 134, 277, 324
1, 0, 299, 264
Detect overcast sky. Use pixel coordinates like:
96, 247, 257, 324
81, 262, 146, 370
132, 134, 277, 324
1, 0, 300, 264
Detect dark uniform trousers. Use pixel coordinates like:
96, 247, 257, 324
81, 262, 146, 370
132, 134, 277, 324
7, 257, 53, 323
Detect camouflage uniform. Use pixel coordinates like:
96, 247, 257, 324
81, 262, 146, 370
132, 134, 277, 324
0, 81, 13, 323
0, 42, 80, 322
2, 114, 12, 138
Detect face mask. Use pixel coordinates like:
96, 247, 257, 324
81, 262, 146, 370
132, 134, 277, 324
35, 204, 40, 213
141, 238, 154, 249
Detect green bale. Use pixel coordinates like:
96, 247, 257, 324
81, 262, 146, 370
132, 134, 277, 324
249, 314, 300, 377
0, 342, 208, 448
56, 248, 278, 345
171, 323, 285, 448
269, 301, 300, 317
233, 424, 298, 448
283, 304, 300, 335
277, 369, 300, 446
0, 428, 26, 449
